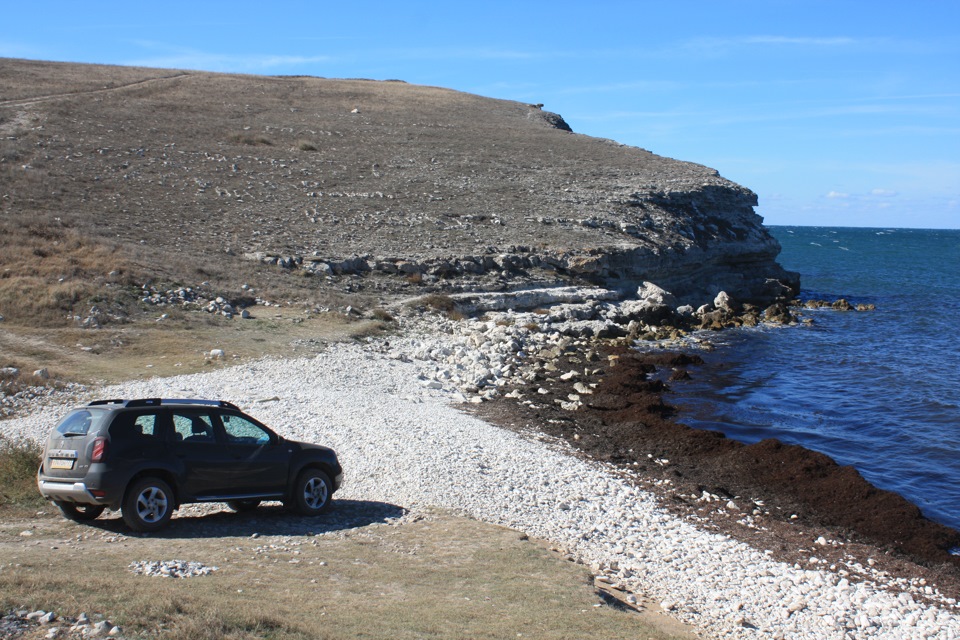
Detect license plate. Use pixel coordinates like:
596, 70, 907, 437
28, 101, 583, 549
50, 458, 75, 470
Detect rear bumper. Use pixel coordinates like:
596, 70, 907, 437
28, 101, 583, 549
37, 479, 107, 505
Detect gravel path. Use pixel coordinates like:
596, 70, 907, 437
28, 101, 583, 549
4, 341, 959, 639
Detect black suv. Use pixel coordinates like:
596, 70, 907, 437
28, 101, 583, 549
37, 398, 343, 532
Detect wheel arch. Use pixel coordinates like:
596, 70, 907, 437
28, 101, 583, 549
124, 469, 181, 508
286, 461, 336, 499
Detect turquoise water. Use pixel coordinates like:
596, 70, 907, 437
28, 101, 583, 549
670, 226, 960, 530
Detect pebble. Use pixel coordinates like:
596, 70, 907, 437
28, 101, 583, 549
4, 611, 119, 639
3, 318, 960, 639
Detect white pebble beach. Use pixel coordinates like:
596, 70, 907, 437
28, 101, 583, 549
3, 339, 958, 640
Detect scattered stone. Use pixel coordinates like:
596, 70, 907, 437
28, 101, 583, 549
129, 560, 218, 578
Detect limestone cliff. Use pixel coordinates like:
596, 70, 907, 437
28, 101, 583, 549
0, 58, 798, 307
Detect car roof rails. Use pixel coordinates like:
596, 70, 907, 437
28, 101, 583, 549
86, 398, 240, 410
124, 398, 163, 407
159, 399, 241, 410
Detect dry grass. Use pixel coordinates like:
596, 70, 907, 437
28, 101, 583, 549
0, 213, 136, 326
0, 308, 383, 385
408, 294, 467, 320
0, 362, 59, 397
0, 435, 43, 510
370, 308, 395, 322
0, 208, 389, 385
227, 133, 274, 146
0, 511, 694, 640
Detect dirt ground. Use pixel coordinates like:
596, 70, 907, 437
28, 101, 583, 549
0, 505, 697, 640
470, 345, 960, 603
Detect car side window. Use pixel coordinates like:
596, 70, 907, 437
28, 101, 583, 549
221, 414, 272, 445
134, 414, 158, 437
111, 412, 161, 442
172, 412, 216, 444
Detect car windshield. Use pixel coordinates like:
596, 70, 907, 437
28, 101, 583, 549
55, 409, 107, 437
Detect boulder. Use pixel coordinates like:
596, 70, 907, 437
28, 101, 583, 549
698, 309, 728, 330
763, 303, 795, 324
620, 282, 677, 324
714, 291, 739, 313
832, 298, 853, 311
636, 282, 678, 308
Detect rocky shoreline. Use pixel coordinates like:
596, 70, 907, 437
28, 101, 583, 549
470, 345, 960, 577
3, 286, 960, 638
368, 288, 960, 594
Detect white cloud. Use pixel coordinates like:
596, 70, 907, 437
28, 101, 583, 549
870, 188, 899, 197
123, 41, 336, 73
680, 35, 860, 56
126, 52, 335, 72
743, 36, 857, 47
825, 190, 850, 199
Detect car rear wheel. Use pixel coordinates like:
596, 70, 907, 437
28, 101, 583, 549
122, 477, 173, 532
292, 469, 333, 516
55, 501, 105, 522
226, 498, 262, 513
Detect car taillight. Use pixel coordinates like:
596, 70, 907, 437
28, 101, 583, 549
91, 437, 108, 462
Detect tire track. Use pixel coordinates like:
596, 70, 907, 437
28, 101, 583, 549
0, 71, 191, 109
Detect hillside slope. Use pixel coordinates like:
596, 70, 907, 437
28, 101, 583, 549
0, 57, 797, 312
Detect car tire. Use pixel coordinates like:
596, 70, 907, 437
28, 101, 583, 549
122, 477, 174, 532
55, 501, 105, 522
291, 469, 333, 516
226, 498, 262, 513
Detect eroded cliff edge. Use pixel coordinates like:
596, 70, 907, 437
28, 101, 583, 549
0, 58, 798, 308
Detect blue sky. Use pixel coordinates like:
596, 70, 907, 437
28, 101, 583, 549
3, 1, 958, 229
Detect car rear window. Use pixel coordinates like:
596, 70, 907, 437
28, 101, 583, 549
54, 409, 108, 436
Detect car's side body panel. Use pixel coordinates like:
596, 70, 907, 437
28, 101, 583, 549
37, 399, 342, 527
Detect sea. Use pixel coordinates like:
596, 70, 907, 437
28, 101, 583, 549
667, 226, 960, 532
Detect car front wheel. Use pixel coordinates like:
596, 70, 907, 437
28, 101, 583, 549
55, 501, 106, 522
122, 477, 174, 532
292, 469, 333, 516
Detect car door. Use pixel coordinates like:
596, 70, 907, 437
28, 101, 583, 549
218, 411, 289, 497
107, 409, 168, 471
169, 409, 234, 499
